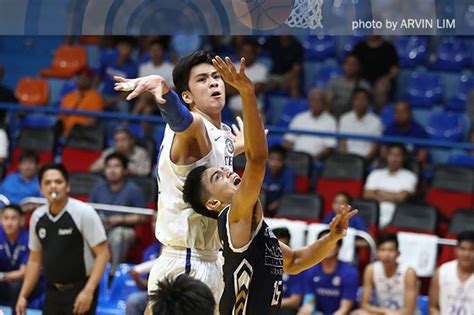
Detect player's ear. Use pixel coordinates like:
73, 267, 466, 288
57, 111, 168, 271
205, 198, 221, 211
181, 91, 193, 105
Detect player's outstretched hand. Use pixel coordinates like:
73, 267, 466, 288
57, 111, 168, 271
328, 204, 358, 240
212, 56, 254, 94
114, 75, 169, 103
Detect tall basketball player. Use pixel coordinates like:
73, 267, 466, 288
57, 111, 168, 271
114, 51, 245, 304
183, 56, 357, 314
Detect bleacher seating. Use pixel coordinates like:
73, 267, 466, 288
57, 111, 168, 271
15, 77, 49, 105
277, 193, 322, 222
405, 72, 443, 108
426, 112, 465, 142
286, 151, 312, 193
62, 124, 105, 172
351, 198, 380, 237
316, 154, 366, 216
69, 172, 102, 201
394, 36, 428, 68
385, 203, 438, 234
430, 37, 471, 71
40, 45, 87, 79
445, 74, 474, 112
277, 98, 308, 127
302, 35, 336, 60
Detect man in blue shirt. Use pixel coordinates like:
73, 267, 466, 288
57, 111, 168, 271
0, 205, 40, 311
89, 152, 147, 274
94, 36, 138, 112
299, 230, 359, 315
273, 227, 306, 315
323, 192, 368, 232
0, 150, 42, 205
383, 101, 429, 166
262, 145, 296, 217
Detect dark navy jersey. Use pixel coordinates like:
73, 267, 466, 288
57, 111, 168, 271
218, 206, 283, 315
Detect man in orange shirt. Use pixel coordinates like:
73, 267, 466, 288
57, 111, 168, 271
60, 67, 105, 136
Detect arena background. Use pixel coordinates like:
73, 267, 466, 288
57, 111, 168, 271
0, 0, 473, 314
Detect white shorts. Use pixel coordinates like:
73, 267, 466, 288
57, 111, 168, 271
148, 247, 224, 304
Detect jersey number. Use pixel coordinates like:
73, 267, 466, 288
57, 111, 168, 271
271, 280, 283, 306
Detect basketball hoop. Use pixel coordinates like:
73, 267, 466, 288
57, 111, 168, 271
285, 0, 324, 29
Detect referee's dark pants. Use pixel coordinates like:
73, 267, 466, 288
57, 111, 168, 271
43, 280, 98, 315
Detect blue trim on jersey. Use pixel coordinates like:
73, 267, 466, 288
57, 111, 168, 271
185, 248, 191, 274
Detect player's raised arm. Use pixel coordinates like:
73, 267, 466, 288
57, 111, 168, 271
212, 56, 267, 226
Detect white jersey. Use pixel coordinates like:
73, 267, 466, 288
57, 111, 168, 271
439, 260, 474, 315
155, 118, 234, 251
373, 261, 409, 310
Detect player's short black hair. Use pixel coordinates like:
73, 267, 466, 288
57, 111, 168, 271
183, 166, 218, 220
269, 144, 287, 159
457, 230, 474, 245
376, 233, 399, 249
19, 149, 40, 164
2, 204, 23, 216
149, 274, 215, 315
273, 227, 291, 241
173, 50, 216, 95
318, 229, 343, 247
38, 163, 69, 183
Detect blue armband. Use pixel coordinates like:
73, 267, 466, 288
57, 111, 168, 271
160, 89, 193, 132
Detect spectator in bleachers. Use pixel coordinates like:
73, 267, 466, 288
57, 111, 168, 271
227, 39, 268, 118
0, 150, 42, 204
0, 205, 41, 311
59, 66, 105, 136
138, 39, 174, 83
0, 127, 8, 165
323, 192, 368, 233
273, 228, 305, 314
283, 88, 337, 162
148, 274, 215, 315
298, 229, 359, 315
338, 88, 382, 162
352, 233, 418, 315
90, 127, 151, 176
429, 230, 474, 315
353, 36, 399, 111
89, 152, 147, 274
94, 36, 138, 113
383, 100, 429, 167
363, 143, 417, 227
262, 145, 295, 217
327, 53, 371, 119
265, 35, 304, 98
126, 212, 161, 315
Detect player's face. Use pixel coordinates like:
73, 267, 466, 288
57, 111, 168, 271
40, 169, 69, 203
332, 194, 349, 214
184, 63, 225, 116
456, 240, 474, 269
376, 241, 399, 265
1, 208, 21, 236
104, 158, 126, 183
202, 167, 241, 211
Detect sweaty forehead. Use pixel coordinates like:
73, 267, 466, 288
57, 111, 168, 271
42, 170, 65, 181
190, 63, 217, 78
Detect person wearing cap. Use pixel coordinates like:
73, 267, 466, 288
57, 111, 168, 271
59, 66, 105, 136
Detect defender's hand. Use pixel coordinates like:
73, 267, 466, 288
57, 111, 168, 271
114, 75, 170, 103
212, 56, 254, 94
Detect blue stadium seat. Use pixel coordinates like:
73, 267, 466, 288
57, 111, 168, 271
446, 74, 474, 112
99, 263, 111, 304
418, 295, 429, 315
394, 36, 428, 68
267, 134, 283, 147
404, 72, 443, 108
448, 154, 474, 167
98, 264, 139, 312
380, 104, 395, 129
313, 65, 343, 88
277, 98, 308, 127
431, 37, 471, 71
302, 36, 337, 60
426, 112, 464, 142
341, 35, 367, 58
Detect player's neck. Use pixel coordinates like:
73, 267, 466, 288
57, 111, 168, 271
457, 264, 474, 280
193, 108, 222, 129
50, 197, 68, 215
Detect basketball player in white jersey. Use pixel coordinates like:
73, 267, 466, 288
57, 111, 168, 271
114, 51, 247, 303
429, 230, 474, 315
352, 233, 419, 315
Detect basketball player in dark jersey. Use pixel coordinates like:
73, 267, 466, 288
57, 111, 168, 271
183, 56, 357, 314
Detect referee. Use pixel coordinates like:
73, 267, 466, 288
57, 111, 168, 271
16, 163, 110, 315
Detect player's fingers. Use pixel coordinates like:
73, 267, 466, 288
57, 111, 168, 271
265, 129, 269, 136
114, 76, 127, 83
329, 213, 342, 229
346, 209, 358, 219
231, 123, 240, 135
236, 116, 244, 129
225, 57, 238, 79
126, 82, 146, 101
239, 57, 246, 75
212, 58, 230, 80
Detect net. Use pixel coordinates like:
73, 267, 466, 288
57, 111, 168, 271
285, 0, 324, 29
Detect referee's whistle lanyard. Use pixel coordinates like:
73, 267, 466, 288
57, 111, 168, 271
3, 239, 22, 267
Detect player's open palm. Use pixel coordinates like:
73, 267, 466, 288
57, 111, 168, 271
114, 75, 169, 103
329, 204, 358, 240
212, 56, 254, 94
